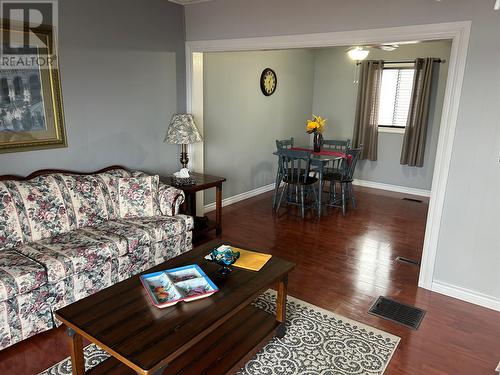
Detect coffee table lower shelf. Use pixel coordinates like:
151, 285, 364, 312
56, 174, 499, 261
87, 305, 281, 375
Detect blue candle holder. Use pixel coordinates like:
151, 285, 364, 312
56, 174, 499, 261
210, 246, 240, 275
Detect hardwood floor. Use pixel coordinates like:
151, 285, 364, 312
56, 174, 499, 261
214, 187, 500, 375
0, 186, 498, 374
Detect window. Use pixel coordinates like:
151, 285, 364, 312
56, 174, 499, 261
377, 64, 415, 129
0, 78, 10, 104
29, 75, 42, 102
13, 77, 23, 97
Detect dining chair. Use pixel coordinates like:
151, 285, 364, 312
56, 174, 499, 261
275, 149, 318, 218
321, 139, 351, 151
273, 137, 294, 210
320, 139, 350, 204
276, 137, 294, 150
324, 147, 362, 216
322, 157, 344, 202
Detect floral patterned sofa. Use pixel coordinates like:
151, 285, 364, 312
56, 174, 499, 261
0, 167, 193, 350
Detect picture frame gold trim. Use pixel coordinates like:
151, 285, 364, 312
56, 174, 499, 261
0, 19, 66, 154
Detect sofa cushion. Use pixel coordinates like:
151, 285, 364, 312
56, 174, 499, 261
81, 215, 193, 256
3, 176, 72, 243
51, 233, 191, 319
54, 174, 112, 229
118, 176, 159, 218
175, 214, 194, 232
81, 221, 153, 257
0, 183, 24, 250
95, 169, 132, 219
115, 248, 154, 283
0, 284, 54, 350
16, 230, 120, 284
0, 249, 48, 303
50, 257, 118, 322
150, 233, 191, 264
121, 215, 194, 242
130, 171, 186, 217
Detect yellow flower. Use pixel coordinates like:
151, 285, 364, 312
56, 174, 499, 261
315, 116, 326, 133
306, 115, 327, 134
306, 121, 319, 133
314, 115, 327, 128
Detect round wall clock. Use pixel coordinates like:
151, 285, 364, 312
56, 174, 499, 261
260, 68, 277, 96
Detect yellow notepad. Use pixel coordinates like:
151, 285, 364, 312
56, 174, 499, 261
231, 247, 272, 271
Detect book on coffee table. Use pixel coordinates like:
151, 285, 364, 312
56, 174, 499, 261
140, 264, 218, 308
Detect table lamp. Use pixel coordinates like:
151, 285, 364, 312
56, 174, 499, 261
164, 113, 203, 169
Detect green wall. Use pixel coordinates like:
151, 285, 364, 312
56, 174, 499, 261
203, 49, 314, 204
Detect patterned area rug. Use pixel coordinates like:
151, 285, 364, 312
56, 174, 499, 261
39, 291, 400, 375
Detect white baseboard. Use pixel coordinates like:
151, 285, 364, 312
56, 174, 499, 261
352, 179, 431, 197
432, 281, 500, 312
203, 179, 430, 213
203, 183, 276, 213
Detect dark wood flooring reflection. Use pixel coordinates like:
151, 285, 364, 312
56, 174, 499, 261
0, 187, 499, 374
214, 187, 500, 375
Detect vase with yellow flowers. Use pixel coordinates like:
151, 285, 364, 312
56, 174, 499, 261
306, 115, 327, 152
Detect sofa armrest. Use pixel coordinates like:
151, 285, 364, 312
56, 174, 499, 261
158, 182, 185, 216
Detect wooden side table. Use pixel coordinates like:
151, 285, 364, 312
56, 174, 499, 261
164, 172, 226, 241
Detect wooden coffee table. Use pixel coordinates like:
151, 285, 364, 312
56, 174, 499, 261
55, 240, 295, 374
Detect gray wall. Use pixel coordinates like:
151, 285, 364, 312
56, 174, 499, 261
0, 0, 186, 176
203, 50, 313, 204
312, 41, 451, 190
186, 0, 500, 302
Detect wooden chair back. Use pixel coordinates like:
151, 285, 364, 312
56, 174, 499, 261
276, 137, 294, 150
321, 139, 351, 151
343, 147, 362, 180
278, 149, 312, 184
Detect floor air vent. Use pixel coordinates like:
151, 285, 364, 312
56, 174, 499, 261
402, 197, 423, 203
396, 256, 420, 266
369, 296, 426, 330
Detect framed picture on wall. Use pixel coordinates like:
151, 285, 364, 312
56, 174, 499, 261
0, 19, 66, 154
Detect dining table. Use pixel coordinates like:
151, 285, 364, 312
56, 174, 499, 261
273, 146, 349, 217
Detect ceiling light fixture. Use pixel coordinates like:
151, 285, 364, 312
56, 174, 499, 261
396, 40, 420, 45
347, 47, 369, 61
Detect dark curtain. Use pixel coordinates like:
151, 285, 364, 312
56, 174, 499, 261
400, 58, 435, 167
352, 60, 384, 161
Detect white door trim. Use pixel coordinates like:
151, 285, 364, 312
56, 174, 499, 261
185, 21, 471, 291
186, 52, 205, 215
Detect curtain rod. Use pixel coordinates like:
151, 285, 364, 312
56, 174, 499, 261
356, 58, 445, 65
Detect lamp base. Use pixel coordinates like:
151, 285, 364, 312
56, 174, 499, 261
180, 144, 189, 169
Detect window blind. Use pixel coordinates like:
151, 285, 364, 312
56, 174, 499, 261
378, 66, 415, 128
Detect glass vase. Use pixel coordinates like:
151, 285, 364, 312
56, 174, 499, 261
313, 133, 322, 153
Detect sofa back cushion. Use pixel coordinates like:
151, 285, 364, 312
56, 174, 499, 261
55, 174, 111, 229
4, 176, 72, 243
0, 183, 24, 250
118, 175, 159, 218
95, 169, 132, 219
